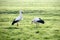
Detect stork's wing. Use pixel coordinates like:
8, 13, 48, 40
37, 20, 45, 24
12, 19, 19, 25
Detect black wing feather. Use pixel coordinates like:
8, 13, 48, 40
37, 20, 45, 24
12, 19, 19, 25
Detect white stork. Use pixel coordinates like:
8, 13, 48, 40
31, 17, 45, 27
12, 10, 23, 26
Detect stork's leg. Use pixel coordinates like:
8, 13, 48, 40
36, 24, 37, 27
17, 23, 18, 26
36, 23, 39, 28
36, 23, 38, 28
31, 21, 33, 24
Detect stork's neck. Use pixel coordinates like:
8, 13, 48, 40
19, 11, 22, 17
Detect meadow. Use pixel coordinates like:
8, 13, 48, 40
0, 0, 60, 40
0, 9, 60, 40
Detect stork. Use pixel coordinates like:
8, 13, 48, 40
31, 17, 45, 27
12, 10, 23, 26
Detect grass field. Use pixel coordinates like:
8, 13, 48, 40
0, 0, 60, 40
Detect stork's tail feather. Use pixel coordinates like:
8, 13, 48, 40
12, 20, 18, 25
12, 19, 16, 25
12, 22, 14, 25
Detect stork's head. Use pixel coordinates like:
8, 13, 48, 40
19, 10, 23, 13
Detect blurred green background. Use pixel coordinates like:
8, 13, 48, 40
0, 0, 60, 10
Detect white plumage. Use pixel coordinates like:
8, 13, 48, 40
32, 17, 45, 27
32, 18, 40, 23
32, 17, 44, 24
12, 10, 23, 26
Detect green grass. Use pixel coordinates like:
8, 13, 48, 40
0, 10, 60, 40
0, 0, 60, 40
